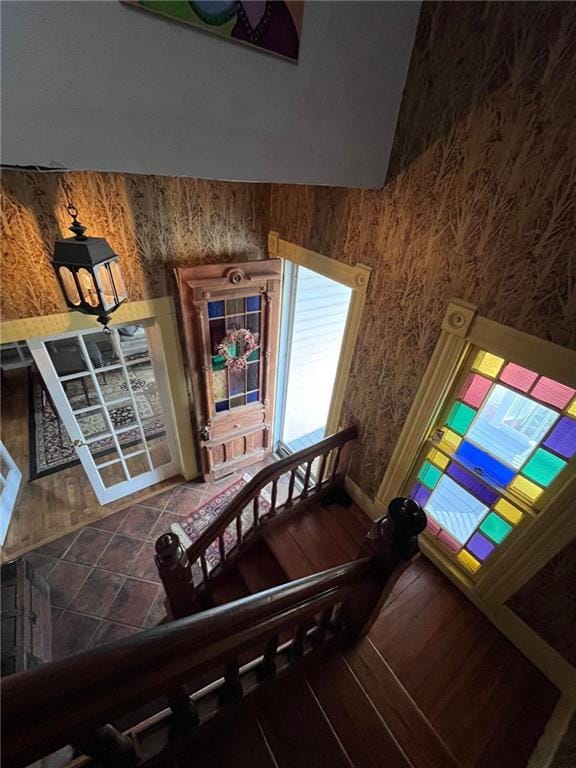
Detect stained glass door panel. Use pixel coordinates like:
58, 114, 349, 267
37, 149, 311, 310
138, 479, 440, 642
411, 350, 575, 576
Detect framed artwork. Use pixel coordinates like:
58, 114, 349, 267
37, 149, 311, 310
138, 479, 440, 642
123, 1, 304, 61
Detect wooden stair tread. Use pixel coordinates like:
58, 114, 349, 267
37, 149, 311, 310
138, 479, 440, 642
211, 569, 251, 607
264, 523, 316, 580
250, 671, 353, 768
237, 539, 288, 594
345, 639, 461, 768
306, 653, 413, 768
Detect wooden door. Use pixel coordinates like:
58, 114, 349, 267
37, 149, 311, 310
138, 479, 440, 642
176, 260, 282, 480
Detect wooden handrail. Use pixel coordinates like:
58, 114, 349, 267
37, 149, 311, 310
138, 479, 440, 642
3, 495, 426, 768
156, 425, 358, 617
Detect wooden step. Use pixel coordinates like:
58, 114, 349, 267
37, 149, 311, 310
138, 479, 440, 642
250, 672, 353, 768
211, 569, 251, 607
237, 539, 288, 594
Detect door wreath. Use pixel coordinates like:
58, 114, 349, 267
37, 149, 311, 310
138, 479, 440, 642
217, 329, 260, 372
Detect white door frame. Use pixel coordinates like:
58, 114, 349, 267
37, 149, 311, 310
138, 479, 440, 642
28, 322, 179, 504
0, 441, 22, 546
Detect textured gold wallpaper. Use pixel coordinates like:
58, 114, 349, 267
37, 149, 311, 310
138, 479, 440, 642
270, 1, 576, 497
0, 171, 270, 319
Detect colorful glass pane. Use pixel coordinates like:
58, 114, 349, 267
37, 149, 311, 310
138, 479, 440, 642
246, 390, 259, 404
230, 395, 245, 409
426, 516, 441, 535
509, 475, 543, 504
246, 313, 260, 334
410, 482, 431, 508
427, 448, 449, 470
425, 475, 489, 544
457, 550, 481, 574
438, 529, 460, 552
522, 448, 566, 487
461, 373, 492, 408
208, 300, 224, 318
226, 315, 244, 331
246, 295, 261, 312
418, 461, 442, 490
466, 532, 495, 561
215, 400, 229, 413
226, 298, 244, 315
229, 367, 245, 396
543, 416, 576, 459
465, 384, 557, 469
567, 398, 576, 418
247, 362, 259, 391
247, 348, 260, 362
209, 318, 226, 355
494, 498, 523, 525
471, 351, 504, 378
212, 355, 226, 371
499, 362, 538, 393
446, 401, 476, 436
531, 377, 575, 409
446, 463, 499, 506
212, 370, 228, 401
455, 441, 516, 487
479, 512, 512, 544
437, 428, 462, 454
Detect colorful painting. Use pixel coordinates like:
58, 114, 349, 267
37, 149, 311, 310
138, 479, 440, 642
410, 349, 576, 577
123, 1, 303, 61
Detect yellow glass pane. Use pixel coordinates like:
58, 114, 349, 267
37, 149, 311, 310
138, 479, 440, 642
509, 476, 543, 504
427, 448, 449, 470
566, 398, 576, 417
471, 350, 505, 378
494, 498, 523, 525
457, 550, 481, 574
437, 428, 462, 454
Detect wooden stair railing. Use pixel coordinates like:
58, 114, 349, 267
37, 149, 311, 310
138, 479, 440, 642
155, 425, 358, 618
2, 498, 426, 768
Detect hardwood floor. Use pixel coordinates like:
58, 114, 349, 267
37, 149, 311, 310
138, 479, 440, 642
0, 368, 183, 562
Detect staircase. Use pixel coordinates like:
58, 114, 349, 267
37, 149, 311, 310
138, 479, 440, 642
3, 428, 461, 768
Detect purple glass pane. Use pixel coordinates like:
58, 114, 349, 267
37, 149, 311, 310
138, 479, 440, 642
446, 463, 499, 506
229, 366, 245, 396
544, 416, 576, 459
410, 482, 431, 508
209, 318, 226, 355
246, 390, 259, 403
466, 532, 495, 561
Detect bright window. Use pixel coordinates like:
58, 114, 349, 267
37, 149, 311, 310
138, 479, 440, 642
411, 350, 576, 575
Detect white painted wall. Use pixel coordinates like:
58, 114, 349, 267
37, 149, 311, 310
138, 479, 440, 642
1, 1, 419, 188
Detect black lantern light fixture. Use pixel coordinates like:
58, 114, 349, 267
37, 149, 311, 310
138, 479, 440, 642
53, 181, 127, 332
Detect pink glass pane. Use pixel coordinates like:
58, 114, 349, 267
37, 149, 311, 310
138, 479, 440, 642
438, 530, 460, 553
531, 377, 575, 409
460, 374, 492, 408
426, 517, 441, 536
499, 362, 538, 393
544, 417, 576, 459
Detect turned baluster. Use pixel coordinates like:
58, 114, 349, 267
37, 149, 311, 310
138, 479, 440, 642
286, 467, 297, 507
351, 497, 427, 636
200, 552, 209, 583
290, 621, 308, 659
253, 495, 260, 527
313, 606, 333, 645
155, 532, 196, 620
316, 451, 329, 489
236, 513, 243, 543
73, 724, 137, 767
219, 657, 243, 704
301, 460, 313, 499
258, 634, 279, 678
218, 533, 226, 563
330, 444, 344, 481
167, 685, 199, 729
269, 478, 278, 515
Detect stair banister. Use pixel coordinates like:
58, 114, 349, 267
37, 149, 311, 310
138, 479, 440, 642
155, 425, 359, 617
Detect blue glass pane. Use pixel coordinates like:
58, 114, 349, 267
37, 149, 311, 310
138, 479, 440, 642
215, 400, 229, 413
208, 301, 225, 318
455, 440, 515, 487
425, 475, 489, 545
246, 295, 261, 312
246, 390, 259, 403
446, 463, 499, 506
410, 482, 431, 508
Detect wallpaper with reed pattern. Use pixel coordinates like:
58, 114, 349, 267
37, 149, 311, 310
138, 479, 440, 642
270, 1, 576, 497
1, 172, 270, 319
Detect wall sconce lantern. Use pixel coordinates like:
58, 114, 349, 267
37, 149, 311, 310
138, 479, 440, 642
53, 185, 127, 332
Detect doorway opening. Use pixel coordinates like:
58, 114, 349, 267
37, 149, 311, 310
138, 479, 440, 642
274, 262, 353, 456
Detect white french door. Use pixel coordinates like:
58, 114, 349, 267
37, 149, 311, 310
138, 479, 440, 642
28, 322, 179, 504
0, 440, 22, 545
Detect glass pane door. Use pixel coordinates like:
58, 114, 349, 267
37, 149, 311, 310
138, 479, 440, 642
28, 323, 178, 504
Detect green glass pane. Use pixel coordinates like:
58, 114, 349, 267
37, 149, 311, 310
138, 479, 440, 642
522, 448, 566, 487
247, 348, 260, 362
417, 461, 442, 490
212, 355, 226, 371
446, 401, 477, 436
479, 512, 512, 544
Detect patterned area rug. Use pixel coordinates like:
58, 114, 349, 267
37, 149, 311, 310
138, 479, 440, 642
172, 474, 271, 576
29, 369, 166, 479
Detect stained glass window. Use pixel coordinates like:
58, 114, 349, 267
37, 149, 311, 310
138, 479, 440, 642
412, 350, 575, 576
207, 296, 262, 413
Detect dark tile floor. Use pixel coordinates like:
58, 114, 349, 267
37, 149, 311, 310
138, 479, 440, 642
25, 476, 236, 661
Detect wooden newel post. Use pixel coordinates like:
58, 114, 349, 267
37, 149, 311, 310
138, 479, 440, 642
351, 497, 427, 636
155, 532, 196, 620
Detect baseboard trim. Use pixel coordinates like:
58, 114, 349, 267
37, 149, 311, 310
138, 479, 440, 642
344, 477, 385, 521
527, 693, 576, 768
